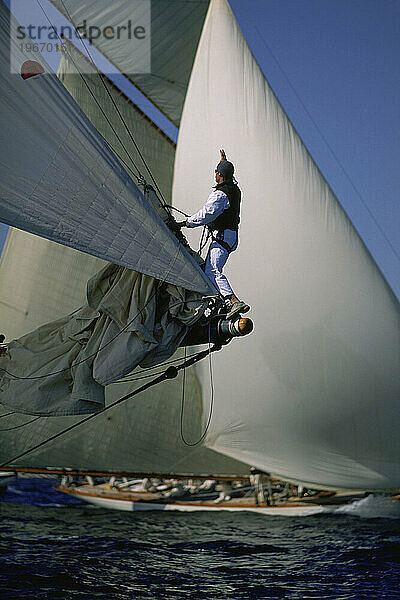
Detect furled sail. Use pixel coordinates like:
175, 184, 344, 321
49, 0, 209, 125
0, 236, 245, 475
0, 262, 208, 415
173, 0, 400, 490
0, 4, 214, 295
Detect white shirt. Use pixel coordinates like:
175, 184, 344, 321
186, 190, 229, 228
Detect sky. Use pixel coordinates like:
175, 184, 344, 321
1, 0, 399, 298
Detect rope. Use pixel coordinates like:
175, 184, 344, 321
0, 412, 16, 419
163, 205, 190, 218
180, 323, 215, 446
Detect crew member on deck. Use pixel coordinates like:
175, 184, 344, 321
178, 150, 250, 319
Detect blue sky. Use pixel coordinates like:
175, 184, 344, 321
1, 0, 399, 297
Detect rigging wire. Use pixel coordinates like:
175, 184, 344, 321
180, 323, 214, 447
113, 369, 169, 383
250, 19, 400, 264
58, 0, 169, 207
114, 348, 208, 382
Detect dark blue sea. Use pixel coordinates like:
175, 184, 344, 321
1, 477, 400, 599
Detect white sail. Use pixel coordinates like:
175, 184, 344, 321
50, 0, 209, 125
173, 0, 400, 490
0, 228, 103, 341
0, 5, 214, 295
0, 21, 178, 344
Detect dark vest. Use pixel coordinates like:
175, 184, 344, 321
211, 180, 241, 232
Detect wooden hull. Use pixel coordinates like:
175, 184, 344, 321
56, 485, 352, 516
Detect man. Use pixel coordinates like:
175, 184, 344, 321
178, 150, 250, 320
250, 466, 268, 506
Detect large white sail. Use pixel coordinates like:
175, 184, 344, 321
173, 0, 400, 490
0, 4, 214, 295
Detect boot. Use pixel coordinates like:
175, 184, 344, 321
225, 295, 250, 319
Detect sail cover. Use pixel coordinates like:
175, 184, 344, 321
49, 0, 209, 125
173, 0, 400, 490
0, 4, 215, 296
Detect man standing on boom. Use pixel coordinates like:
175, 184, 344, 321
178, 150, 249, 319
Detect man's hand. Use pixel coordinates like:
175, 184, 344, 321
220, 149, 227, 161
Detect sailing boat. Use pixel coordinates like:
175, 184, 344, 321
0, 0, 254, 489
0, 0, 399, 514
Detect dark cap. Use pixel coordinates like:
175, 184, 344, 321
215, 160, 234, 180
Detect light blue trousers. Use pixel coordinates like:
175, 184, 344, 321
204, 230, 238, 297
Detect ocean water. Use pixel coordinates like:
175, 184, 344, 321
1, 478, 400, 599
